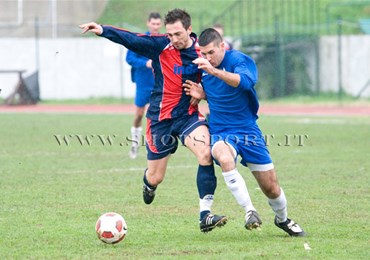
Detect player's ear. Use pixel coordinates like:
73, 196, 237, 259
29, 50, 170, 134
187, 25, 192, 34
220, 41, 225, 50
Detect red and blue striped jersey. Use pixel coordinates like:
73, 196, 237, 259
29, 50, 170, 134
100, 25, 202, 121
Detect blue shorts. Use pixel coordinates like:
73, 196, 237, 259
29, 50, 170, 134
210, 124, 272, 167
133, 69, 154, 107
135, 87, 152, 107
146, 112, 207, 160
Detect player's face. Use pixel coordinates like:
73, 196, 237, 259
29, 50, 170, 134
200, 41, 225, 67
147, 18, 162, 34
166, 21, 193, 50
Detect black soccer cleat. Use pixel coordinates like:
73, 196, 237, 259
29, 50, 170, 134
200, 213, 228, 233
244, 210, 262, 230
142, 184, 156, 204
274, 216, 306, 237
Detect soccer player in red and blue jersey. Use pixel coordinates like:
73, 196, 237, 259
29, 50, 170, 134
80, 9, 227, 232
125, 12, 162, 159
184, 28, 306, 237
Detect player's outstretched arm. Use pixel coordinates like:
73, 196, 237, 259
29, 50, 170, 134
79, 22, 103, 35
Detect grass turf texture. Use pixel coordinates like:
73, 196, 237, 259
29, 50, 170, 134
0, 113, 369, 259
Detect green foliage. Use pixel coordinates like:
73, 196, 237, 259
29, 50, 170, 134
98, 0, 233, 33
99, 0, 370, 36
0, 112, 369, 258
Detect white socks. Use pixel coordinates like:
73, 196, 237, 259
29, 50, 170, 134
130, 126, 142, 148
221, 169, 288, 223
222, 169, 256, 213
199, 194, 214, 213
268, 188, 288, 223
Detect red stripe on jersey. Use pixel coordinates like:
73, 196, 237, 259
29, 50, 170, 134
188, 104, 198, 116
145, 118, 158, 153
158, 45, 183, 121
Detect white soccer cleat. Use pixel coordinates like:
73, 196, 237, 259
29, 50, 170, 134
128, 146, 138, 159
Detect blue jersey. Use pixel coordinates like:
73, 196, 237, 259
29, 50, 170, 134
101, 25, 202, 121
125, 31, 154, 86
202, 50, 259, 134
125, 31, 155, 107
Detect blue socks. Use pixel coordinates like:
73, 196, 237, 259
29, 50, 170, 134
197, 164, 217, 220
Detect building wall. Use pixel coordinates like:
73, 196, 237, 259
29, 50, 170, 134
319, 36, 370, 97
0, 38, 135, 100
1, 36, 370, 101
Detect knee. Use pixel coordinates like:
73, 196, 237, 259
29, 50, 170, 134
263, 183, 281, 199
196, 147, 213, 165
216, 152, 235, 170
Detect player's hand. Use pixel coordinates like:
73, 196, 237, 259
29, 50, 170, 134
183, 80, 206, 100
193, 58, 215, 75
79, 22, 103, 35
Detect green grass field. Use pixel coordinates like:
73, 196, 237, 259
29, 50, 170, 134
1, 112, 369, 259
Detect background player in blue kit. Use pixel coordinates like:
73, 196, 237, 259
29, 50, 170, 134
80, 10, 227, 232
184, 28, 306, 237
126, 12, 162, 159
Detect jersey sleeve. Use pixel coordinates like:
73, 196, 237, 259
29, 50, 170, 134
233, 54, 258, 90
100, 25, 167, 60
125, 50, 148, 69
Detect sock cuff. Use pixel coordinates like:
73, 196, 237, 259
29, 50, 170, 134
222, 168, 238, 177
201, 194, 214, 200
198, 164, 214, 170
268, 188, 286, 208
131, 126, 142, 132
143, 169, 156, 189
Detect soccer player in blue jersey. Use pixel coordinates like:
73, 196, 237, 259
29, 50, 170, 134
80, 9, 227, 232
183, 28, 306, 237
126, 12, 162, 159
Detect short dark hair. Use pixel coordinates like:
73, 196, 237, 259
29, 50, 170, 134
148, 12, 161, 21
198, 28, 223, 47
164, 9, 191, 29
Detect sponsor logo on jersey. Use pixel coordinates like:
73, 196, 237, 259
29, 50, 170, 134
173, 64, 198, 75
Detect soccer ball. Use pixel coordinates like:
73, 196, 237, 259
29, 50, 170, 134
95, 212, 127, 244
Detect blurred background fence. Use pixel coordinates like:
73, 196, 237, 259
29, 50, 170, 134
199, 0, 370, 99
0, 0, 370, 101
